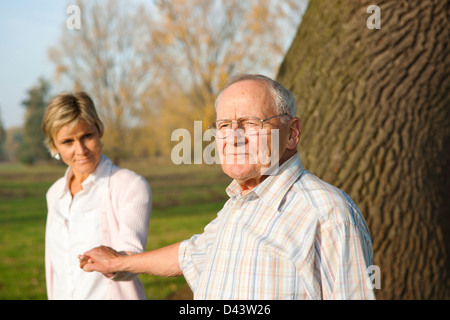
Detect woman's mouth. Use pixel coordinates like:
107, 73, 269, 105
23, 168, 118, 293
75, 156, 92, 164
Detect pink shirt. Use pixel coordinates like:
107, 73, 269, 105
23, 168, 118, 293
45, 155, 151, 300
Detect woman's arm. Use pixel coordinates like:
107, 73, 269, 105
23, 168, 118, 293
80, 242, 182, 277
108, 170, 152, 281
113, 172, 152, 254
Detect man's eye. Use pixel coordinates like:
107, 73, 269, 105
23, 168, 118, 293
218, 123, 230, 129
63, 140, 73, 144
242, 120, 259, 126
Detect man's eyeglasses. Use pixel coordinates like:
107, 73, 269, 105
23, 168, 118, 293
209, 113, 289, 138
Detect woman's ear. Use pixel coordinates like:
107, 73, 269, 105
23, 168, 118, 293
50, 148, 60, 160
49, 144, 59, 158
49, 137, 61, 159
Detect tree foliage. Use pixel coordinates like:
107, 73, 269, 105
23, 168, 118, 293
49, 0, 155, 162
0, 110, 6, 161
18, 78, 52, 164
48, 0, 306, 161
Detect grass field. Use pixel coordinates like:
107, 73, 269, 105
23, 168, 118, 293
0, 158, 231, 300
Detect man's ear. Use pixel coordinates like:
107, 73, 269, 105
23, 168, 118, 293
286, 117, 301, 150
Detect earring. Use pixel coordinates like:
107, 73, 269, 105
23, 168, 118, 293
54, 153, 61, 160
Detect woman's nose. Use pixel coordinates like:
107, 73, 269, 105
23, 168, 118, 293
74, 140, 87, 154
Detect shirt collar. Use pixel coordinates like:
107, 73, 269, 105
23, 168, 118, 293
57, 154, 112, 199
226, 153, 304, 211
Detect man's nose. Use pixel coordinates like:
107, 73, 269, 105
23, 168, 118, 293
226, 127, 246, 145
230, 121, 240, 130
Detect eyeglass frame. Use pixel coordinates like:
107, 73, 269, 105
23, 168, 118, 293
208, 113, 290, 138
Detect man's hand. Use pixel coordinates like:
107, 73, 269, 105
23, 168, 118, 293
79, 245, 121, 277
80, 242, 183, 277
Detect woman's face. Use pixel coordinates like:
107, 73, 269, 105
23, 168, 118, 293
53, 120, 103, 180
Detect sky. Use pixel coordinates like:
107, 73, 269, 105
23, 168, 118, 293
0, 1, 307, 130
0, 1, 70, 129
0, 0, 154, 130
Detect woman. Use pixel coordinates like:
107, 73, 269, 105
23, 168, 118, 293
42, 92, 151, 300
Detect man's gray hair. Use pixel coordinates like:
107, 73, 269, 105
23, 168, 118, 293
215, 74, 297, 120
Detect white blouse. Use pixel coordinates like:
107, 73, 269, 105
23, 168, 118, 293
46, 155, 151, 300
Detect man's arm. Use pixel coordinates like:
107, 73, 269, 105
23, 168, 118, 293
80, 242, 183, 277
319, 222, 375, 299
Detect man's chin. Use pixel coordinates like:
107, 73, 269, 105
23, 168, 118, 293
221, 163, 259, 179
220, 153, 256, 165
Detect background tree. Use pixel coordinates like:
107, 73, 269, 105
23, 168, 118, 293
49, 0, 307, 161
151, 0, 305, 124
3, 128, 23, 163
278, 0, 450, 299
18, 78, 52, 165
48, 0, 157, 163
0, 109, 6, 161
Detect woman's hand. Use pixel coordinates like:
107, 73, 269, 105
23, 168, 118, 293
79, 245, 121, 277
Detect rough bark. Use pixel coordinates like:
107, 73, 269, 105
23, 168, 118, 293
278, 0, 450, 299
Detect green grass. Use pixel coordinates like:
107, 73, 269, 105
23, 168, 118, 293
0, 159, 230, 300
141, 202, 225, 299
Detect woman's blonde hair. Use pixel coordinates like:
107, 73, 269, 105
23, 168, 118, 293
42, 92, 104, 156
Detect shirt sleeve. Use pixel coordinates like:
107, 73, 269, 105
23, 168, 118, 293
117, 174, 152, 252
178, 211, 223, 292
317, 220, 375, 299
45, 178, 66, 299
111, 172, 152, 281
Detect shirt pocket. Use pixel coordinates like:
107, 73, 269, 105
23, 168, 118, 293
225, 247, 297, 299
254, 247, 297, 299
72, 207, 102, 246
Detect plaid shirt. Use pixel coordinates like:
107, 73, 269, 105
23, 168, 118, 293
179, 154, 375, 299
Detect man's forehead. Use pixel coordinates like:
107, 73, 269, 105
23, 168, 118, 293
221, 79, 269, 97
216, 80, 274, 117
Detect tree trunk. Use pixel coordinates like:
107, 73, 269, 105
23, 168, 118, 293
277, 0, 450, 299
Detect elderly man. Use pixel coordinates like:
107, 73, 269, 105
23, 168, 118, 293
81, 74, 375, 300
